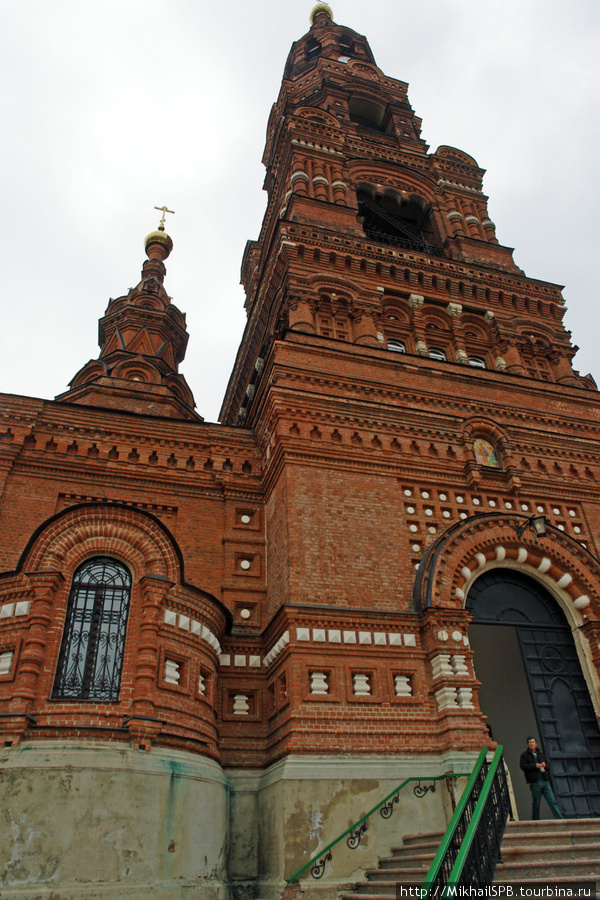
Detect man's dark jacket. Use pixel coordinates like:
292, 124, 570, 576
520, 747, 551, 783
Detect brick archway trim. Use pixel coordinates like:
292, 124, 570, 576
413, 512, 600, 622
17, 502, 184, 579
13, 502, 232, 628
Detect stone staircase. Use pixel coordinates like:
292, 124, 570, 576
339, 819, 600, 899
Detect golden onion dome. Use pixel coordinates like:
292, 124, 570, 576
310, 4, 333, 25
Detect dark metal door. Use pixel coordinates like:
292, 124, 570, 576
467, 569, 600, 818
518, 625, 600, 817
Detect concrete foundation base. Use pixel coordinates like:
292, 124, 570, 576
1, 742, 480, 899
0, 741, 229, 900
226, 751, 478, 899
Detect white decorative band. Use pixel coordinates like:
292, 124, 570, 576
0, 600, 31, 620
219, 654, 262, 668
263, 630, 290, 668
457, 545, 589, 613
163, 608, 221, 654
294, 627, 417, 648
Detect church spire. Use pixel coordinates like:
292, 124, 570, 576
57, 220, 202, 420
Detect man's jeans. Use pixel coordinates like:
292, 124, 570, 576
530, 778, 563, 820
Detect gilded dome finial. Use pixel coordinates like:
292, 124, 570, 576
310, 4, 333, 25
154, 204, 175, 232
145, 206, 175, 261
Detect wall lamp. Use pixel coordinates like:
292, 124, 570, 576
514, 514, 547, 539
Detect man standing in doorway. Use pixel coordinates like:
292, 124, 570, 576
520, 736, 564, 820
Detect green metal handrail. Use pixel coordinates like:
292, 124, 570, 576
422, 747, 488, 892
423, 746, 508, 896
286, 769, 471, 884
446, 745, 507, 887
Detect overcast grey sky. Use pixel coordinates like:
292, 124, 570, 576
1, 1, 598, 422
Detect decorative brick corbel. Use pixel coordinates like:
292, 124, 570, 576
123, 714, 165, 751
0, 712, 37, 747
11, 570, 64, 715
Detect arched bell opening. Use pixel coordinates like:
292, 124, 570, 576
466, 568, 600, 819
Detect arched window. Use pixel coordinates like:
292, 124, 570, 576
428, 347, 446, 362
388, 339, 405, 353
468, 356, 486, 369
357, 187, 442, 255
53, 557, 132, 701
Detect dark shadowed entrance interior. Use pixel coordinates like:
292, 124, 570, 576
466, 569, 600, 820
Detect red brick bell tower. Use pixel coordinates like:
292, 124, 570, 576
219, 0, 600, 826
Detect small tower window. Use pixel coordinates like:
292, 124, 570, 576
339, 33, 355, 54
348, 97, 386, 131
53, 557, 132, 701
306, 38, 322, 60
428, 347, 446, 362
473, 438, 500, 468
388, 340, 405, 353
468, 356, 486, 369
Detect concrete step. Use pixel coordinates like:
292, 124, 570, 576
492, 876, 600, 890
340, 894, 396, 900
340, 881, 402, 896
502, 829, 600, 848
340, 887, 407, 898
341, 819, 600, 898
494, 857, 600, 880
504, 817, 600, 832
400, 831, 444, 846
365, 866, 430, 881
388, 842, 439, 857
499, 840, 600, 862
364, 866, 433, 884
378, 850, 435, 868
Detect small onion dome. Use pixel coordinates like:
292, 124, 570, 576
144, 229, 173, 261
310, 3, 333, 25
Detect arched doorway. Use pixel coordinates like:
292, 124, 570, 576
467, 569, 600, 819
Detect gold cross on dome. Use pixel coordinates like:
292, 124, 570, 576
154, 205, 175, 231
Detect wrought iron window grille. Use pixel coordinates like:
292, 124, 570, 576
52, 557, 132, 702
